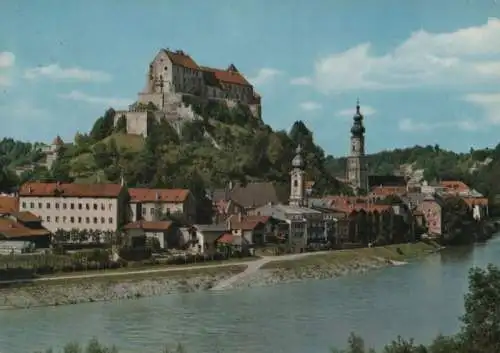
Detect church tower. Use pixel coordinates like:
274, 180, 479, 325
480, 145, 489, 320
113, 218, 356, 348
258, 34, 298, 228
346, 100, 368, 193
290, 145, 306, 207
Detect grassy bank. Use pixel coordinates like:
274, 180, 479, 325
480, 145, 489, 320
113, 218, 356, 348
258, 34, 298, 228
261, 241, 439, 270
0, 264, 248, 288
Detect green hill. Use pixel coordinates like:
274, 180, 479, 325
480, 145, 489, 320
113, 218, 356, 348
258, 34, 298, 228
3, 100, 346, 197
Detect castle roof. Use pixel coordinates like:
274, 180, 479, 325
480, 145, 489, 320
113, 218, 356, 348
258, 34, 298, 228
162, 49, 199, 70
200, 66, 251, 87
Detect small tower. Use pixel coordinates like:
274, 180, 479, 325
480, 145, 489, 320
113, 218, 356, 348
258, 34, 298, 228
46, 135, 64, 170
290, 144, 306, 207
346, 99, 368, 193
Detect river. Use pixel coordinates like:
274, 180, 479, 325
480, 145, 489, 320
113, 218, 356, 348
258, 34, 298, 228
1, 237, 499, 353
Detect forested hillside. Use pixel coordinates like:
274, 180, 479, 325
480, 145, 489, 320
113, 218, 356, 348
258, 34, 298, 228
2, 99, 500, 201
0, 100, 347, 197
325, 144, 500, 198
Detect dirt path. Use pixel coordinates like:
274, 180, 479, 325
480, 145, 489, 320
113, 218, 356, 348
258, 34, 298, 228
210, 251, 332, 290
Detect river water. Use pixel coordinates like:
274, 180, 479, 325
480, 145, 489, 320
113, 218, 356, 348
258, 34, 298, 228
1, 237, 499, 353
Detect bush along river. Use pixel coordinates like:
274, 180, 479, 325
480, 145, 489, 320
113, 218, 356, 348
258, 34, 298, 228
1, 237, 499, 353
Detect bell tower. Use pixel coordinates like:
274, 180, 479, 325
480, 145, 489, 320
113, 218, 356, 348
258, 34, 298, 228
346, 99, 368, 193
290, 145, 306, 207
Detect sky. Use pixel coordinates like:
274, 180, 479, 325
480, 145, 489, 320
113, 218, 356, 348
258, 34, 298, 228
0, 0, 500, 157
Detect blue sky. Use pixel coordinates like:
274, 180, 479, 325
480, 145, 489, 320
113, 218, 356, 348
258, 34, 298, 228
0, 0, 499, 157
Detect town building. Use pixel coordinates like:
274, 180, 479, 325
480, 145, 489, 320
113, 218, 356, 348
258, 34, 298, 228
0, 210, 51, 249
249, 147, 336, 251
114, 49, 261, 136
40, 136, 64, 170
18, 182, 127, 233
128, 187, 196, 224
346, 100, 369, 193
416, 194, 444, 236
123, 220, 180, 249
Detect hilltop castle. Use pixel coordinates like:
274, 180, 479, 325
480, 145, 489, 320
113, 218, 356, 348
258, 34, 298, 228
114, 49, 262, 136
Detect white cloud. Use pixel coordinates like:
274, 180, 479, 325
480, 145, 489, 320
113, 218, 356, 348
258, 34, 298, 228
398, 118, 478, 132
24, 64, 111, 82
58, 90, 132, 108
290, 76, 312, 86
336, 105, 377, 118
295, 17, 500, 93
0, 51, 15, 86
248, 68, 282, 86
463, 93, 500, 124
0, 52, 15, 68
0, 101, 49, 121
299, 101, 322, 112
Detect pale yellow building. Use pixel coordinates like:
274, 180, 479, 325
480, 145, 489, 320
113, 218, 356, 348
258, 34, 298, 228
18, 182, 126, 233
128, 188, 197, 224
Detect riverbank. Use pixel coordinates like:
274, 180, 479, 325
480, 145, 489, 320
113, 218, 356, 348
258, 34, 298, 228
230, 242, 441, 289
0, 266, 245, 310
0, 242, 440, 310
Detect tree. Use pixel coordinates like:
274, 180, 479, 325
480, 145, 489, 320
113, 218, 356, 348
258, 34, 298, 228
459, 264, 500, 353
114, 115, 127, 133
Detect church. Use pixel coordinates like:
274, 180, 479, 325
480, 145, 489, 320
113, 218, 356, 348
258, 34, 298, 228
249, 145, 336, 252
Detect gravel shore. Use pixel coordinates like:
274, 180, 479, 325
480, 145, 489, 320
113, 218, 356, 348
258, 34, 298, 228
0, 257, 397, 310
230, 256, 391, 289
0, 268, 241, 310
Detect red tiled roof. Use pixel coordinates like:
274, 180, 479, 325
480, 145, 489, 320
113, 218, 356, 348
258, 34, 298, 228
19, 182, 122, 198
440, 181, 470, 192
0, 218, 50, 238
200, 66, 251, 87
124, 220, 173, 231
0, 196, 19, 213
163, 49, 199, 70
462, 197, 488, 207
128, 188, 190, 203
217, 233, 234, 244
370, 186, 406, 196
12, 211, 41, 223
227, 215, 270, 230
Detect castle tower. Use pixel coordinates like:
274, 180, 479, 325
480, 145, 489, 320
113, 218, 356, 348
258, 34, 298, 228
346, 100, 368, 193
290, 145, 306, 207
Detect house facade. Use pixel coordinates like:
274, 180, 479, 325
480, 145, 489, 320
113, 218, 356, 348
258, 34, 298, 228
128, 188, 196, 224
18, 182, 125, 233
123, 220, 179, 249
417, 195, 443, 236
0, 211, 51, 248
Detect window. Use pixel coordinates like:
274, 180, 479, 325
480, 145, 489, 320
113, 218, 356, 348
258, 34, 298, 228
70, 216, 74, 223
38, 202, 42, 208
22, 202, 26, 208
93, 204, 98, 210
101, 203, 105, 210
46, 202, 50, 209
63, 216, 67, 223
55, 216, 59, 223
101, 217, 105, 224
86, 217, 90, 224
78, 217, 82, 223
142, 208, 146, 216
78, 203, 82, 210
30, 202, 34, 208
70, 203, 74, 210
63, 203, 67, 209
55, 203, 60, 209
86, 203, 90, 210
46, 216, 51, 222
93, 217, 97, 224
108, 217, 113, 224
108, 204, 112, 210
150, 208, 155, 215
